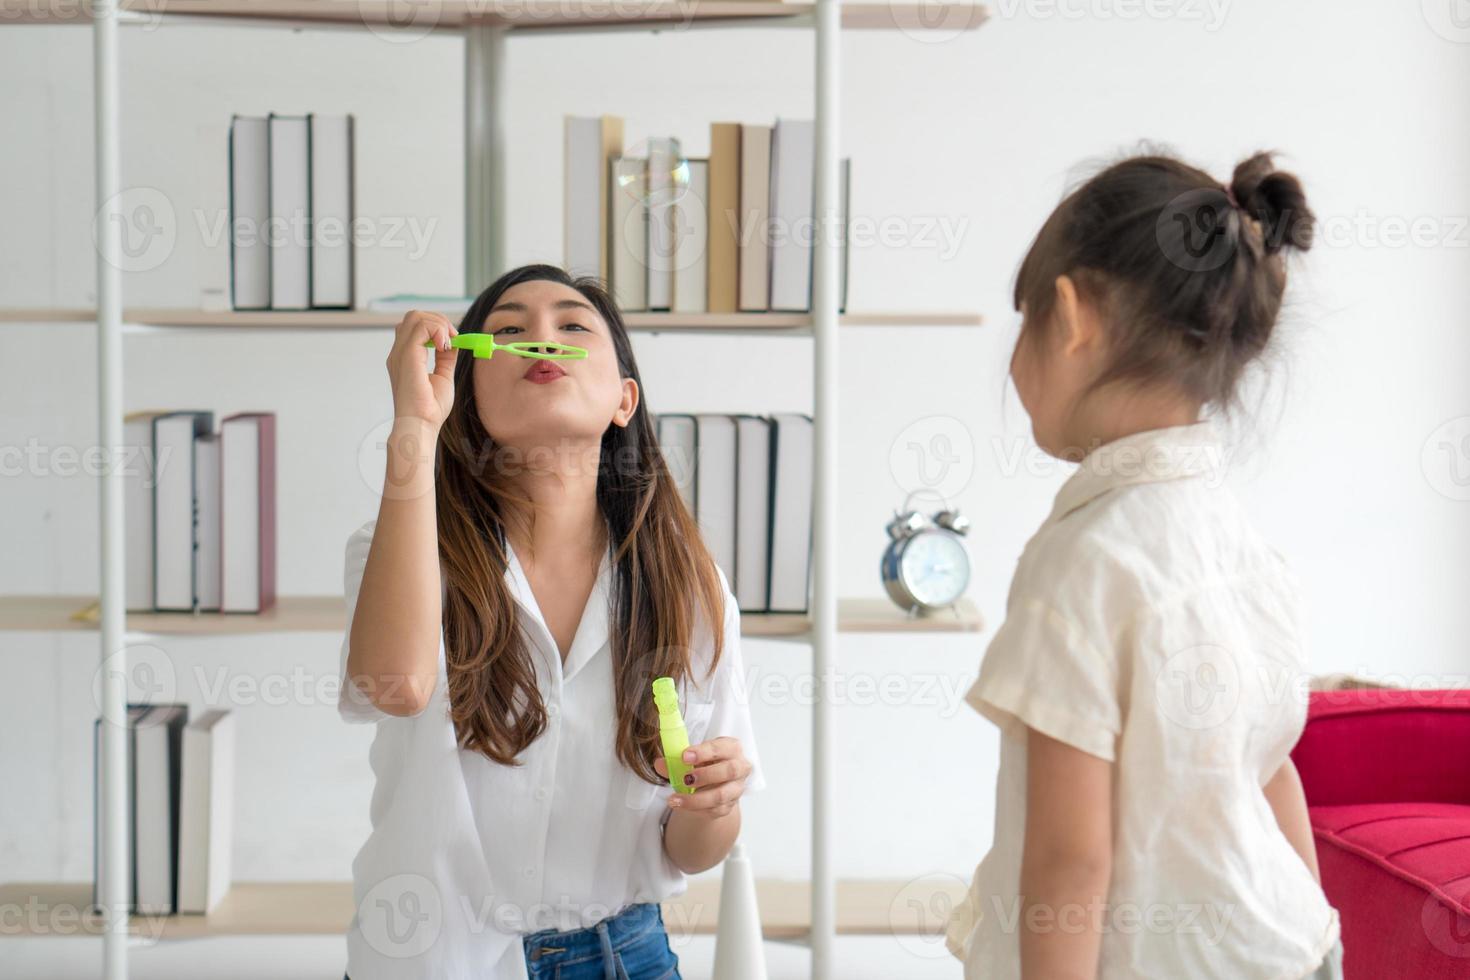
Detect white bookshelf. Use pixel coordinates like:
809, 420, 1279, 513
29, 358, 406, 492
4, 4, 989, 978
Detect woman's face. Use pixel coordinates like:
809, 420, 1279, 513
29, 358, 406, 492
471, 279, 638, 450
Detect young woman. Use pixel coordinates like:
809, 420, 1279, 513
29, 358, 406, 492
945, 153, 1343, 979
338, 264, 765, 979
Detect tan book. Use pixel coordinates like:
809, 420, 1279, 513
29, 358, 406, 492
737, 123, 773, 311
707, 123, 741, 313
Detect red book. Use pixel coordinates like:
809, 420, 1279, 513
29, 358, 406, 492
219, 413, 276, 613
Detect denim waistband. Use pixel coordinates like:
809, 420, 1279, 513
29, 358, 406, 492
523, 901, 662, 970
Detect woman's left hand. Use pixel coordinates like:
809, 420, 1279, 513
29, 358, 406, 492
654, 737, 752, 819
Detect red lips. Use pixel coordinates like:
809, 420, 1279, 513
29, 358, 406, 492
523, 360, 567, 384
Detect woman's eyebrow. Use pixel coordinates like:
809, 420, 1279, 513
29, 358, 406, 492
488, 299, 598, 315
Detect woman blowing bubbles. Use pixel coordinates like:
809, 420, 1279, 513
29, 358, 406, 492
337, 264, 765, 979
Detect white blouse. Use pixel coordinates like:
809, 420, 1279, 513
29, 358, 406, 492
337, 520, 765, 979
945, 422, 1339, 980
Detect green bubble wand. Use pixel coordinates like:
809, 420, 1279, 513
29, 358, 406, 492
424, 334, 588, 360
652, 676, 696, 795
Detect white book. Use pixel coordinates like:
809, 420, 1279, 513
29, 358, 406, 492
135, 704, 187, 915
672, 159, 709, 314
124, 412, 165, 611
768, 119, 815, 312
645, 137, 681, 311
839, 157, 850, 312
154, 412, 213, 613
737, 124, 773, 312
220, 413, 276, 613
656, 414, 698, 513
228, 116, 270, 310
268, 114, 310, 310
564, 115, 623, 280
694, 415, 738, 587
309, 113, 354, 309
734, 415, 772, 613
768, 414, 814, 613
178, 710, 234, 915
194, 433, 221, 612
609, 157, 648, 311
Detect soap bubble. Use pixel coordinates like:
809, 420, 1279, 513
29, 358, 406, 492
616, 138, 692, 208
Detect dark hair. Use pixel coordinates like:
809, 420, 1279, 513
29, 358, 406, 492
1013, 151, 1315, 411
433, 263, 725, 784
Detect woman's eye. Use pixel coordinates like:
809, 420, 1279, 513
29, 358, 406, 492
561, 322, 589, 332
491, 325, 522, 336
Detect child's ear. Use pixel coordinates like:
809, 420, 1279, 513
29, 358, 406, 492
1053, 274, 1100, 356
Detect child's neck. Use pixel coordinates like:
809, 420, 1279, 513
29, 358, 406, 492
1066, 390, 1202, 460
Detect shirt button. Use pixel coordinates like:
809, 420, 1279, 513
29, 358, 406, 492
546, 703, 560, 718
534, 787, 548, 802
523, 866, 536, 879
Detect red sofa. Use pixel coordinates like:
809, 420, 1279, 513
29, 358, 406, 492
1291, 688, 1470, 979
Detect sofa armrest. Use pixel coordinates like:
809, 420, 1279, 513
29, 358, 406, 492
1291, 688, 1470, 807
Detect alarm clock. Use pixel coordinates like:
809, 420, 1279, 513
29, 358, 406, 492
880, 498, 972, 613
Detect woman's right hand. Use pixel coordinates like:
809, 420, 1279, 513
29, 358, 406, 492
387, 310, 459, 428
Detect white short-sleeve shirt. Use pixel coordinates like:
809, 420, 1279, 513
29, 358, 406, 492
945, 421, 1339, 980
338, 520, 764, 979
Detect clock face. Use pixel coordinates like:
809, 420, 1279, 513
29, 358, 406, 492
899, 530, 970, 608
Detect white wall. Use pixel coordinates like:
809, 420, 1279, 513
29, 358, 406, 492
4, 1, 1469, 900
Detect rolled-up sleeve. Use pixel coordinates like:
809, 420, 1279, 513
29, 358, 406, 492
338, 520, 391, 724
697, 568, 767, 795
965, 596, 1121, 762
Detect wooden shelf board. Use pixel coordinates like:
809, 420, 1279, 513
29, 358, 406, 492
0, 308, 983, 332
0, 876, 966, 939
0, 595, 981, 636
5, 1, 989, 34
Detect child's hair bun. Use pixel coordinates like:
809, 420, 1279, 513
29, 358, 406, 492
1229, 152, 1315, 255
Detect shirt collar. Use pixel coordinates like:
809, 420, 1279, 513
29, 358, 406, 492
1046, 420, 1224, 524
503, 533, 615, 685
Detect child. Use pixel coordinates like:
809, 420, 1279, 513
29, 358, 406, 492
945, 152, 1343, 980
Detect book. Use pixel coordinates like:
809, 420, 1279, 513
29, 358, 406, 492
672, 158, 709, 314
609, 156, 648, 311
768, 118, 815, 312
93, 704, 152, 909
124, 411, 167, 612
839, 157, 850, 313
220, 413, 277, 613
308, 113, 355, 310
153, 412, 214, 613
195, 432, 222, 612
733, 415, 773, 613
366, 294, 474, 316
737, 124, 772, 312
267, 113, 310, 311
768, 413, 814, 613
564, 115, 624, 281
694, 415, 738, 587
178, 710, 234, 915
228, 116, 270, 311
645, 137, 682, 311
135, 704, 189, 915
707, 123, 741, 313
656, 413, 698, 513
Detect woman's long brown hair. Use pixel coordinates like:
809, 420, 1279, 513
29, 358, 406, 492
433, 264, 725, 784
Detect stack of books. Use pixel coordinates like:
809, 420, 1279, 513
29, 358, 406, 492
229, 113, 355, 311
93, 705, 234, 916
123, 411, 276, 615
656, 413, 813, 614
565, 117, 850, 314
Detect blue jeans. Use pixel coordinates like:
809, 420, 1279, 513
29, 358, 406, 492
344, 902, 680, 980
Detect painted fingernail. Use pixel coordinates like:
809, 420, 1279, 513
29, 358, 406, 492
683, 774, 695, 786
